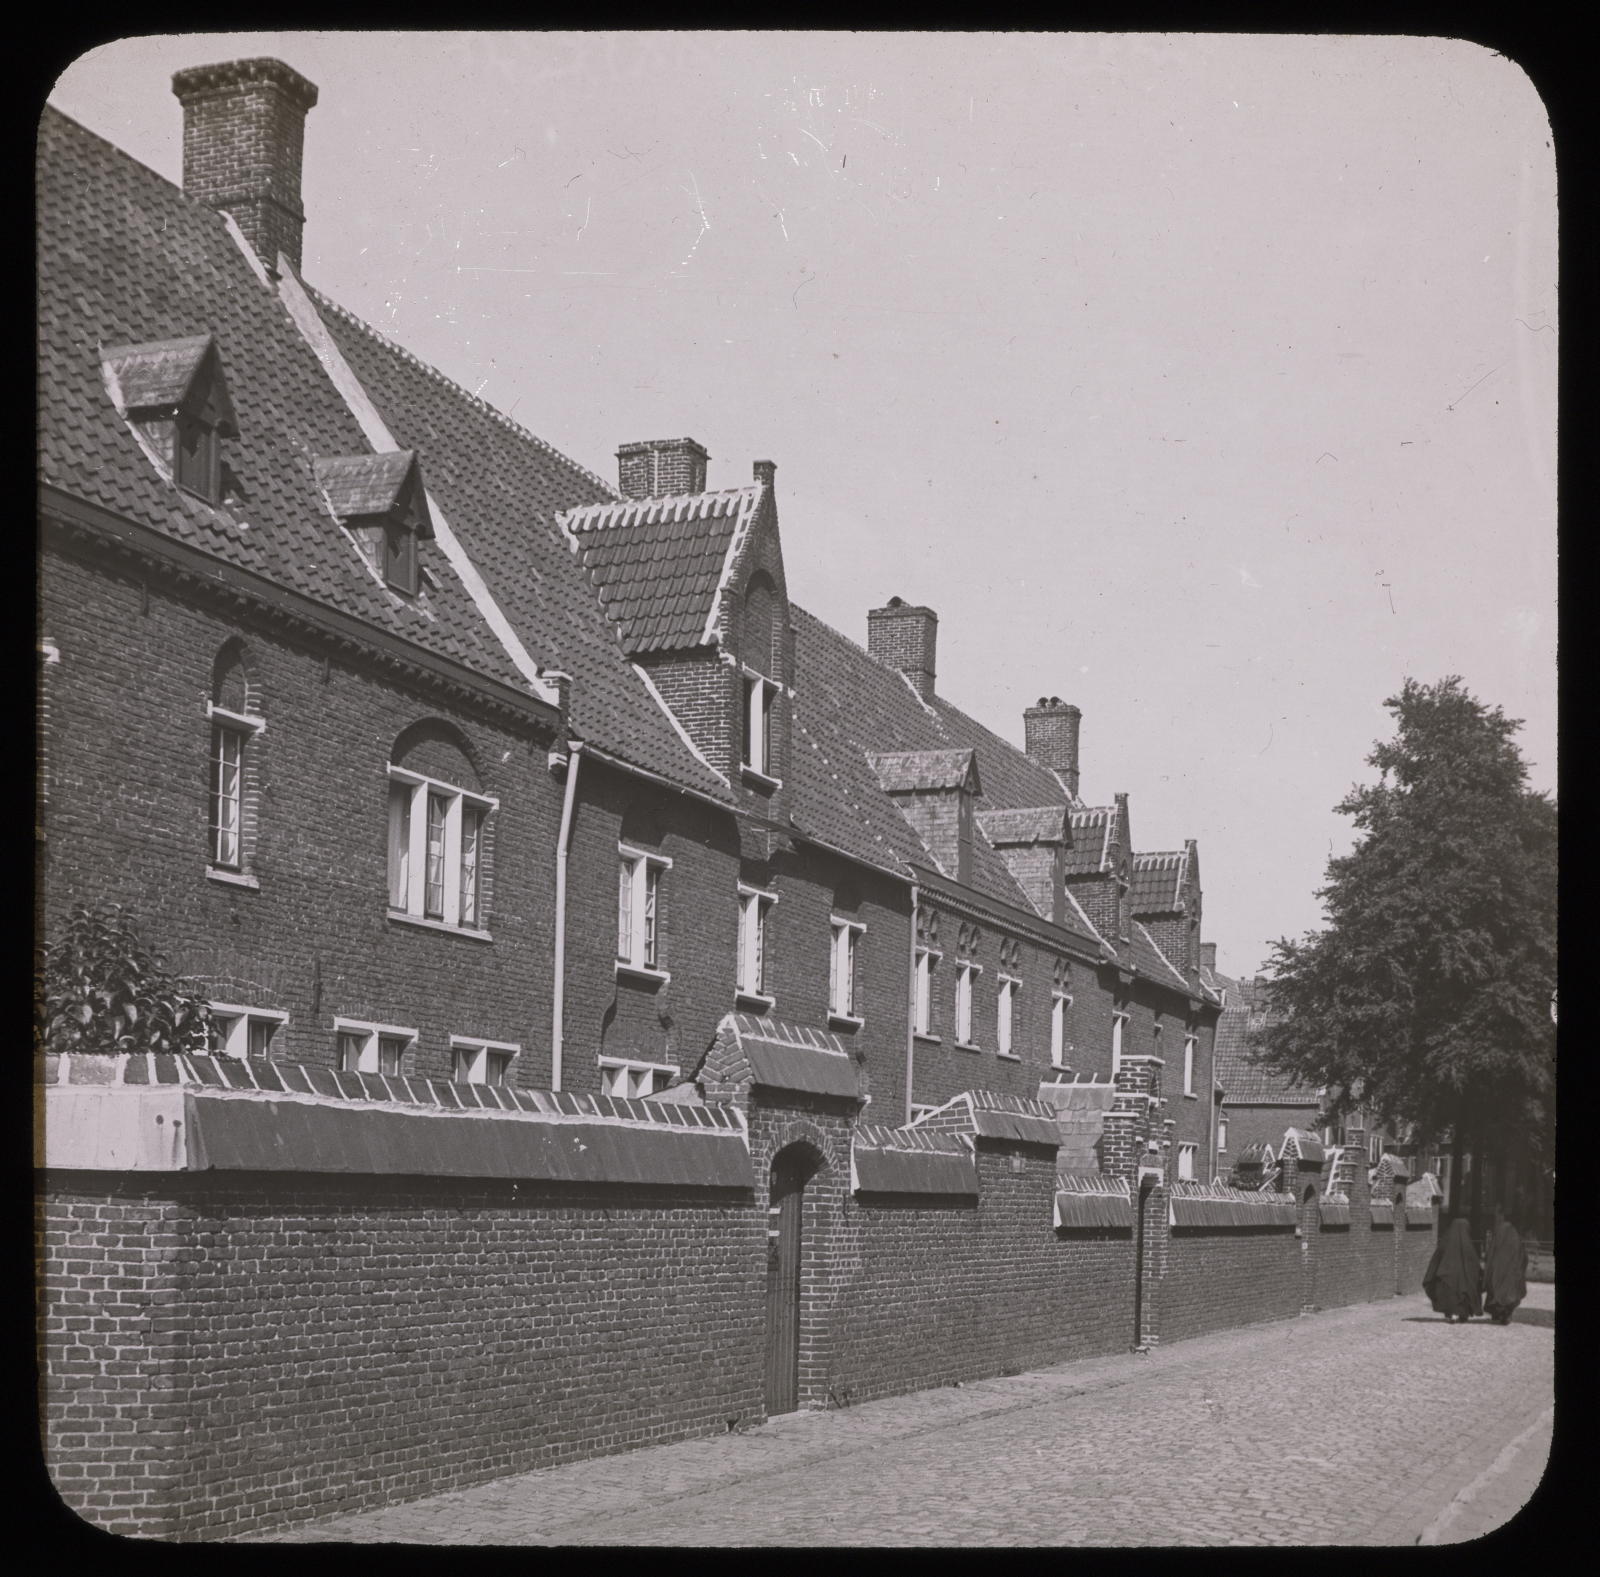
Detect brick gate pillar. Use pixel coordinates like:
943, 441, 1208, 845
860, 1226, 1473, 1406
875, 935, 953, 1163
1107, 1055, 1167, 1349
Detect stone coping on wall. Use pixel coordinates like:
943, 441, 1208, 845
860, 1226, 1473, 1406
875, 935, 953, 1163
38, 1053, 753, 1188
1054, 1169, 1132, 1230
1369, 1200, 1395, 1228
1168, 1179, 1299, 1228
1319, 1198, 1352, 1228
851, 1122, 979, 1196
910, 1089, 1062, 1148
709, 1013, 863, 1101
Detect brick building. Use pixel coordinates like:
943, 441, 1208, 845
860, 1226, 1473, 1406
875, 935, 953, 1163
36, 59, 1433, 1538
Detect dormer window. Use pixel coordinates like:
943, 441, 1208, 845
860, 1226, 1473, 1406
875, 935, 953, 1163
102, 334, 239, 505
314, 450, 434, 596
742, 670, 779, 783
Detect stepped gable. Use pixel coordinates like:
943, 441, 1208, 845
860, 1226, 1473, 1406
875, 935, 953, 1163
790, 607, 1104, 943
311, 292, 734, 803
561, 486, 762, 655
36, 108, 529, 693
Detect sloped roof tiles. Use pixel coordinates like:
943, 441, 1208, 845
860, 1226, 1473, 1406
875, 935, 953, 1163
1130, 849, 1186, 915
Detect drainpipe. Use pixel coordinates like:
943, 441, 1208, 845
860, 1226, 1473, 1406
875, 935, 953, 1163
551, 740, 583, 1093
904, 882, 919, 1126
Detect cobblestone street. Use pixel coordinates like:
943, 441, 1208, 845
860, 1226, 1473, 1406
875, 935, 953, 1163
256, 1283, 1553, 1546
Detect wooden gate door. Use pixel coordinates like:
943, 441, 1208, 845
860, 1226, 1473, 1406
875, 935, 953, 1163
764, 1151, 806, 1415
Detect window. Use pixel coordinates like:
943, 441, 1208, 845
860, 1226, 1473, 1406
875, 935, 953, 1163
388, 768, 494, 931
1369, 1134, 1382, 1165
175, 411, 220, 500
829, 919, 864, 1022
1111, 1011, 1128, 1076
384, 520, 418, 595
914, 948, 940, 1037
208, 704, 263, 874
955, 962, 979, 1046
600, 1058, 677, 1099
617, 845, 671, 976
1183, 1034, 1197, 1097
1218, 1112, 1229, 1152
208, 1004, 287, 1058
1178, 1142, 1198, 1181
741, 671, 779, 782
451, 1037, 518, 1086
1050, 992, 1072, 1069
996, 977, 1019, 1058
737, 884, 777, 1003
334, 1020, 416, 1075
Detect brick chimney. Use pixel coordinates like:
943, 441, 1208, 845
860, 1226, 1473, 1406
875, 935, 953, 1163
1024, 698, 1081, 797
172, 58, 319, 276
616, 439, 709, 499
867, 598, 937, 700
1200, 941, 1217, 974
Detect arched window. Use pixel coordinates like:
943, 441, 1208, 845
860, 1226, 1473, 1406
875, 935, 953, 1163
207, 642, 263, 880
387, 722, 494, 932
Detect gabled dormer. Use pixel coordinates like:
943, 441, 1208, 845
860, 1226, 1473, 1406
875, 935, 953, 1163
868, 748, 980, 883
562, 445, 792, 830
102, 333, 240, 504
1131, 839, 1203, 980
314, 450, 434, 596
976, 805, 1070, 921
1064, 791, 1132, 945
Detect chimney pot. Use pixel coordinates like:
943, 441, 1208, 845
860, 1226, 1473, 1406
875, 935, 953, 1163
172, 58, 319, 275
616, 438, 709, 499
753, 459, 776, 488
867, 600, 937, 699
1023, 698, 1082, 798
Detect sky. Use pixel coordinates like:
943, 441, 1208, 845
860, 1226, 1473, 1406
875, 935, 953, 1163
46, 32, 1557, 979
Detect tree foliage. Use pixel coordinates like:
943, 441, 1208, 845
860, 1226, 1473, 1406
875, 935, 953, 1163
37, 903, 212, 1056
1259, 678, 1555, 1153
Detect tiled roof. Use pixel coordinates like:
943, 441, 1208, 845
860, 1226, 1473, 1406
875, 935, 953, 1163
926, 695, 1078, 811
103, 333, 232, 423
309, 294, 734, 804
1131, 922, 1190, 992
313, 450, 426, 524
37, 107, 531, 693
1212, 1004, 1320, 1105
868, 748, 977, 794
976, 806, 1070, 845
560, 487, 762, 654
1064, 807, 1114, 875
1130, 849, 1186, 915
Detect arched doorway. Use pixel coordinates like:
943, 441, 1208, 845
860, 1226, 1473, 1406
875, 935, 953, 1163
1300, 1185, 1320, 1312
764, 1144, 820, 1415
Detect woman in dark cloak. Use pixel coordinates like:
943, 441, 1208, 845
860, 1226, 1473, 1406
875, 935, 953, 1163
1423, 1216, 1483, 1322
1482, 1206, 1528, 1325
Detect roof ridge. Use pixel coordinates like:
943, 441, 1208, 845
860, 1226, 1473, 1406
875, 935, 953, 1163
565, 484, 758, 524
306, 287, 621, 503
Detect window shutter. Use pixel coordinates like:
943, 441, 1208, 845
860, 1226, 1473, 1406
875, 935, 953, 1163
388, 784, 411, 908
828, 927, 839, 1012
618, 859, 633, 960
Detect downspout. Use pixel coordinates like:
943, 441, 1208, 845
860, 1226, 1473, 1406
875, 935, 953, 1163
905, 882, 920, 1126
551, 741, 583, 1093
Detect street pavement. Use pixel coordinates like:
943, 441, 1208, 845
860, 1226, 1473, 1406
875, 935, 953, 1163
253, 1282, 1554, 1547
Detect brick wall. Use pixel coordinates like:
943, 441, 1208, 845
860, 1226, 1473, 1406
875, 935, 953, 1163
39, 1169, 762, 1541
38, 545, 559, 1085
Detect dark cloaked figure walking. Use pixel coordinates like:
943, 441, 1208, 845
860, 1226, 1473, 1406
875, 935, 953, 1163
1482, 1207, 1528, 1325
1424, 1217, 1483, 1323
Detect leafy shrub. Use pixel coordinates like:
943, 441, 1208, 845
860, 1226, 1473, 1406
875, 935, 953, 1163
37, 904, 211, 1056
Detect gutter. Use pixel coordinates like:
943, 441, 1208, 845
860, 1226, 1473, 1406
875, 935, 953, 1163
905, 882, 920, 1126
551, 742, 583, 1093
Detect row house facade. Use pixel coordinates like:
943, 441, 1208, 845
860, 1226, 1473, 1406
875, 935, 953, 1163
35, 60, 1436, 1544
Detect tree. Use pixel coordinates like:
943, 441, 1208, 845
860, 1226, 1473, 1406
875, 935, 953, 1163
37, 903, 212, 1056
1258, 678, 1555, 1229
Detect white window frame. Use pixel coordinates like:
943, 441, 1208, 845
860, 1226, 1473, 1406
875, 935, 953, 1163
829, 917, 865, 1025
1218, 1112, 1229, 1152
334, 1018, 418, 1076
1111, 1011, 1128, 1076
1177, 1141, 1198, 1181
1050, 991, 1073, 1069
450, 1035, 519, 1086
207, 703, 264, 876
740, 668, 782, 787
617, 844, 672, 981
914, 947, 941, 1039
598, 1057, 679, 1099
208, 1002, 287, 1059
996, 975, 1020, 1059
387, 766, 496, 935
736, 883, 777, 1007
1183, 1033, 1197, 1097
954, 960, 981, 1048
1369, 1134, 1382, 1165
